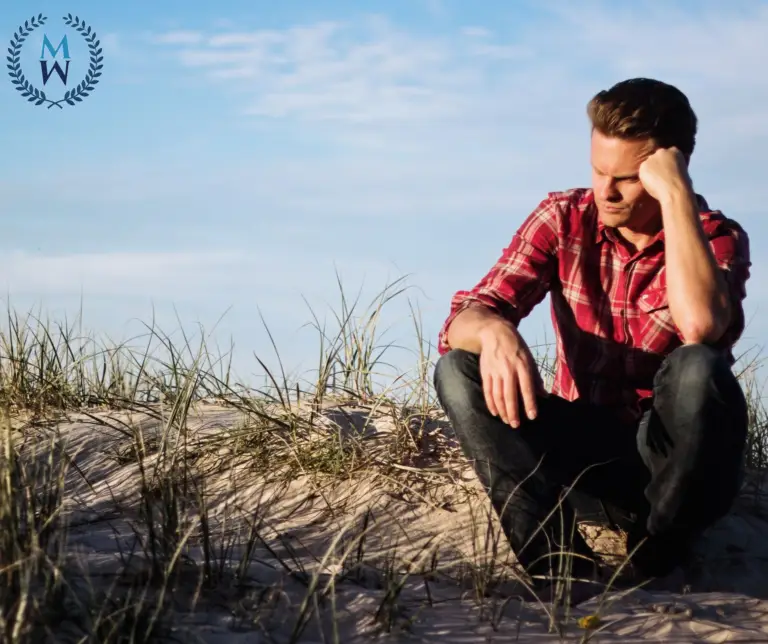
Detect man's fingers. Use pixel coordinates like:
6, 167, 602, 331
492, 372, 510, 424
518, 365, 538, 421
504, 371, 520, 428
481, 358, 540, 429
483, 371, 499, 418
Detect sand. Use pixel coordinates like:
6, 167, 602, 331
21, 400, 768, 643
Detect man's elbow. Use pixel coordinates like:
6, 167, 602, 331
678, 306, 732, 346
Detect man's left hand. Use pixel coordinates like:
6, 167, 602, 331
638, 147, 693, 203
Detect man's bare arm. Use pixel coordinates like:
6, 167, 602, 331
437, 193, 561, 425
445, 304, 518, 354
446, 303, 544, 426
661, 188, 731, 343
639, 148, 731, 344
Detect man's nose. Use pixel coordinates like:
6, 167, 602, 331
599, 179, 620, 201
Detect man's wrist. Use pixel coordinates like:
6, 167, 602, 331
478, 317, 519, 348
658, 182, 696, 214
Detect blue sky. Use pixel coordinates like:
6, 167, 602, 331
3, 0, 768, 389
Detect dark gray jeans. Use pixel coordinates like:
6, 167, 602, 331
433, 344, 748, 581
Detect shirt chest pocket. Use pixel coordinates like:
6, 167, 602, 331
636, 288, 681, 352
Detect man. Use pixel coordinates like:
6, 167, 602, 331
433, 78, 751, 600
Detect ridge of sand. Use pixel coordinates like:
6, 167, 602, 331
22, 401, 768, 642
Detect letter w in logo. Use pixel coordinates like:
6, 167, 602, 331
39, 34, 70, 85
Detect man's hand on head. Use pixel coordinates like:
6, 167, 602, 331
638, 147, 694, 205
640, 148, 733, 345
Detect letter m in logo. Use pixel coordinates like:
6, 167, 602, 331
39, 34, 71, 85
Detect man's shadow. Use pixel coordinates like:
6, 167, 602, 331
569, 476, 768, 600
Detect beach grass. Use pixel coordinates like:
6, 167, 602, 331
0, 277, 764, 642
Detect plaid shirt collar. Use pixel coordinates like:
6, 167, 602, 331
593, 192, 711, 247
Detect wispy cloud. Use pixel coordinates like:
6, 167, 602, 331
0, 251, 242, 297
0, 250, 404, 304
100, 33, 121, 56
147, 4, 768, 137
136, 4, 768, 216
461, 26, 491, 38
424, 0, 448, 19
151, 30, 205, 45
151, 17, 534, 123
545, 2, 768, 80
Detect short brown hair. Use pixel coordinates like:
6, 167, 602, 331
587, 78, 698, 158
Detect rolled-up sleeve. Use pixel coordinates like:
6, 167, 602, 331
437, 196, 561, 354
707, 216, 751, 350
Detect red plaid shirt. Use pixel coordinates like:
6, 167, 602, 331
438, 188, 751, 419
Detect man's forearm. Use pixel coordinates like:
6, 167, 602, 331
661, 187, 731, 344
445, 304, 517, 354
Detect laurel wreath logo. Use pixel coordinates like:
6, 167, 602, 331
6, 13, 103, 109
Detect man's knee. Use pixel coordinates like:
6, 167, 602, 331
655, 343, 731, 401
433, 349, 481, 409
652, 343, 747, 444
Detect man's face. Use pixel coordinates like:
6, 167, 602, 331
590, 129, 660, 230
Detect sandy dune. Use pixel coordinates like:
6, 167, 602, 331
26, 400, 768, 642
